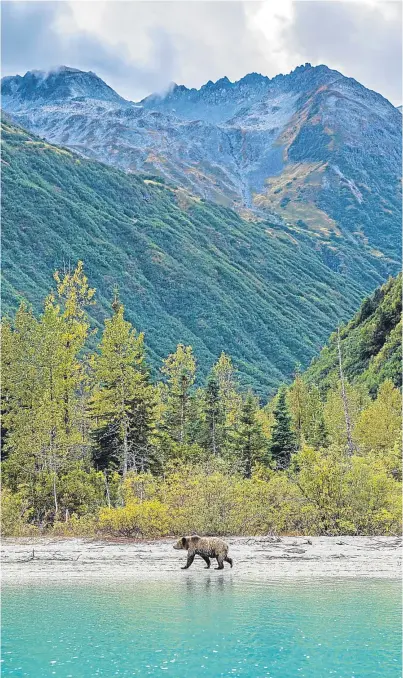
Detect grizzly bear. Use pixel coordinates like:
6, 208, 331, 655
173, 535, 233, 570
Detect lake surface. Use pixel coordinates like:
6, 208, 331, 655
2, 578, 401, 677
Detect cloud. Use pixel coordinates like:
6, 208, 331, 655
67, 1, 269, 96
1, 0, 402, 104
0, 1, 181, 99
1, 2, 67, 73
281, 1, 402, 104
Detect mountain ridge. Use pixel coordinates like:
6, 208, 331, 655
304, 274, 402, 395
2, 62, 400, 284
1, 64, 401, 392
2, 64, 402, 287
1, 117, 376, 395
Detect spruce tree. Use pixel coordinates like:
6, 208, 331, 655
269, 388, 297, 469
91, 422, 121, 471
161, 344, 196, 444
203, 373, 223, 455
90, 296, 155, 476
126, 383, 158, 473
235, 392, 269, 478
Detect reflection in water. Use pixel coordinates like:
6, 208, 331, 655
2, 579, 401, 678
184, 573, 231, 595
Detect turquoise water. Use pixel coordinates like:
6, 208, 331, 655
2, 578, 401, 677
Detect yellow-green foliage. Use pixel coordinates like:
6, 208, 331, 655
2, 450, 401, 537
89, 455, 401, 538
99, 501, 170, 537
1, 264, 401, 538
0, 489, 37, 537
290, 447, 401, 535
354, 380, 402, 455
98, 472, 170, 537
50, 515, 99, 537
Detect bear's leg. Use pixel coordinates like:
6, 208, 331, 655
225, 556, 233, 568
182, 554, 195, 569
215, 556, 224, 570
201, 555, 211, 569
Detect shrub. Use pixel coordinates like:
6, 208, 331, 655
288, 446, 402, 535
50, 515, 99, 537
1, 488, 37, 536
99, 499, 170, 537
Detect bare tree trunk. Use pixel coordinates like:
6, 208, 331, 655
120, 384, 129, 477
122, 418, 128, 477
180, 392, 185, 444
104, 471, 111, 508
337, 327, 354, 456
52, 471, 58, 516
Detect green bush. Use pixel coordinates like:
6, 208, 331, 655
1, 488, 37, 537
99, 500, 170, 537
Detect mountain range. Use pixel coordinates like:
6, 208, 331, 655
1, 64, 401, 393
2, 64, 401, 280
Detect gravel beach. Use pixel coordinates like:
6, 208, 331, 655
2, 536, 401, 585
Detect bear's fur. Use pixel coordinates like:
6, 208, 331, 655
173, 535, 233, 570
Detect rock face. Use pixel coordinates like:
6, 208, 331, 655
2, 64, 401, 267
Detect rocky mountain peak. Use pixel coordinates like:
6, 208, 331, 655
1, 63, 400, 275
1, 66, 126, 107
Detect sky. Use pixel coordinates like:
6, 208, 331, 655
2, 0, 402, 105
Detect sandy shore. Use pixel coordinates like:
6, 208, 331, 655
2, 536, 401, 585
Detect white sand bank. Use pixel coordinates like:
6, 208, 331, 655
2, 536, 401, 585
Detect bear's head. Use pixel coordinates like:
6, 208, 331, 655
173, 536, 188, 550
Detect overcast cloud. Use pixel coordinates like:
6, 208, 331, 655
2, 0, 402, 105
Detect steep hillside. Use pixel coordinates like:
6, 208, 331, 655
2, 64, 401, 283
1, 119, 371, 395
304, 274, 402, 395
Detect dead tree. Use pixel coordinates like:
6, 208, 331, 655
337, 327, 354, 456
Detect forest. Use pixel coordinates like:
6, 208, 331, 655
2, 118, 390, 395
1, 264, 401, 538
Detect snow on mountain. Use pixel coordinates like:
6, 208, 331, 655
1, 66, 126, 109
1, 63, 401, 270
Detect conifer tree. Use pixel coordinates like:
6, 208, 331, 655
161, 344, 196, 444
91, 422, 121, 472
212, 352, 242, 428
91, 296, 155, 476
235, 392, 269, 478
126, 383, 158, 473
303, 385, 328, 449
2, 264, 94, 514
288, 366, 307, 447
1, 303, 40, 479
203, 373, 223, 455
288, 373, 328, 449
269, 387, 297, 469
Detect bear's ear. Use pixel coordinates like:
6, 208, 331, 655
181, 536, 188, 549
